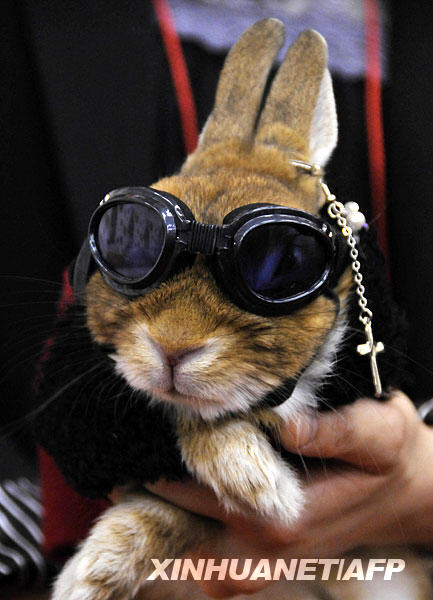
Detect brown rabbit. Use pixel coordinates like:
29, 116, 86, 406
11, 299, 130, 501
43, 19, 431, 600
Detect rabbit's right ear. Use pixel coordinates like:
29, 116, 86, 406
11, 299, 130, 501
255, 30, 337, 166
196, 19, 285, 148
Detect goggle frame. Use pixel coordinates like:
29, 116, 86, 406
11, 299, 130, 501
88, 186, 344, 316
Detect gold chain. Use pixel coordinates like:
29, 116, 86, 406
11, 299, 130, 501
321, 183, 373, 325
320, 181, 384, 398
288, 159, 385, 397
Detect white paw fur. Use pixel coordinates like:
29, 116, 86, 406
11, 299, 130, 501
52, 552, 99, 600
52, 495, 209, 600
181, 420, 304, 525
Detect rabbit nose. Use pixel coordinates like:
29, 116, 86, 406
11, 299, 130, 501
163, 346, 205, 369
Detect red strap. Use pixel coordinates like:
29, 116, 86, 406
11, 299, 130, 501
33, 268, 75, 393
58, 267, 74, 313
152, 0, 199, 155
364, 0, 390, 279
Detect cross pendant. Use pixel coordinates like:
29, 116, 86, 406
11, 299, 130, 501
357, 320, 385, 398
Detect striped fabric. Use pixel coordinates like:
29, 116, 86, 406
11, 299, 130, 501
0, 477, 46, 591
169, 0, 388, 79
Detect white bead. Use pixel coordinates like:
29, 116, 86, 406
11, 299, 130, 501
344, 201, 360, 213
349, 211, 367, 230
343, 201, 366, 232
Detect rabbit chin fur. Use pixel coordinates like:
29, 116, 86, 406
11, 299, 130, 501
50, 20, 431, 600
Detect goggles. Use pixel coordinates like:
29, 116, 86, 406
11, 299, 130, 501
77, 185, 348, 317
71, 163, 385, 398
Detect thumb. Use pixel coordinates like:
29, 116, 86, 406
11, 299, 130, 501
280, 391, 415, 471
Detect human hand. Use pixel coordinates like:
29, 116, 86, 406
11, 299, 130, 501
138, 390, 433, 597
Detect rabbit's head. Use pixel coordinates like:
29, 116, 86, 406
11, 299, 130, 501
85, 20, 351, 420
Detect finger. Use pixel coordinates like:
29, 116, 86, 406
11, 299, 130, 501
194, 571, 270, 598
299, 464, 385, 527
190, 551, 270, 599
194, 577, 239, 599
280, 391, 415, 471
145, 478, 226, 521
108, 485, 129, 504
187, 548, 282, 598
145, 479, 300, 547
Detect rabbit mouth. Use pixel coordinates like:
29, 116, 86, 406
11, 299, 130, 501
147, 373, 278, 420
151, 384, 258, 421
151, 387, 222, 411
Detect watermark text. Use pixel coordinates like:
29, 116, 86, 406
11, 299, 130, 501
147, 558, 405, 581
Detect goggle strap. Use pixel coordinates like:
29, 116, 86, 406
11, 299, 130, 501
72, 239, 93, 301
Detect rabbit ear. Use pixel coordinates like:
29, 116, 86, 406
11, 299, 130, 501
256, 29, 337, 166
197, 19, 285, 148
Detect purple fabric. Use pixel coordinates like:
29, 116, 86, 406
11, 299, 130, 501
169, 0, 388, 79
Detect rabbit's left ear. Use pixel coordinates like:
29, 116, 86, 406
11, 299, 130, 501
256, 30, 337, 166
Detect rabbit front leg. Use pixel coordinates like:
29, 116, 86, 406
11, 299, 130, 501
177, 417, 304, 525
51, 492, 215, 600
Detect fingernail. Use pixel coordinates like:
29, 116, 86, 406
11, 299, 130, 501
294, 415, 318, 448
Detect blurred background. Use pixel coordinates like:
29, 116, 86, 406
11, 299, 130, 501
0, 0, 432, 594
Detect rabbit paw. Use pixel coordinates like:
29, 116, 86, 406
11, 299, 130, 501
215, 451, 304, 526
51, 494, 208, 600
181, 419, 304, 525
51, 552, 97, 600
51, 539, 139, 600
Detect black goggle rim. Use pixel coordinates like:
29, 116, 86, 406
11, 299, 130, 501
89, 187, 196, 296
87, 187, 342, 316
215, 210, 336, 316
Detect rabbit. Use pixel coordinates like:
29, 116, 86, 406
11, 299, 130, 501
35, 19, 431, 600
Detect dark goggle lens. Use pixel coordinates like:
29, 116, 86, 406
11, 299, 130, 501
97, 203, 166, 280
238, 223, 329, 300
